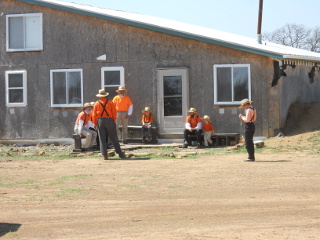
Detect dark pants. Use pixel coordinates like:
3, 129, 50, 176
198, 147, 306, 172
97, 117, 122, 158
245, 122, 255, 159
184, 129, 203, 145
141, 125, 152, 137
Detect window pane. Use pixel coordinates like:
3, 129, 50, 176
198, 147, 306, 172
25, 16, 41, 49
163, 76, 182, 96
68, 72, 81, 104
105, 86, 118, 100
9, 89, 23, 103
233, 67, 248, 101
104, 71, 120, 85
9, 17, 24, 49
217, 68, 232, 102
9, 74, 23, 87
164, 97, 182, 116
163, 76, 182, 116
52, 72, 66, 104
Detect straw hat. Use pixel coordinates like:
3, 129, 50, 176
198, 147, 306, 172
96, 89, 109, 97
142, 107, 152, 114
90, 101, 96, 107
239, 98, 253, 108
188, 107, 197, 114
82, 102, 92, 110
116, 86, 127, 93
203, 115, 211, 122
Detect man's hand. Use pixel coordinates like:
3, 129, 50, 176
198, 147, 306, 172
79, 133, 84, 138
125, 114, 130, 119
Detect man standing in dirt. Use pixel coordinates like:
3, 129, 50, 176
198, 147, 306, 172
239, 99, 257, 162
92, 89, 125, 160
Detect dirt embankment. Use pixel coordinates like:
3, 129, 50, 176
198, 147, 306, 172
283, 103, 320, 136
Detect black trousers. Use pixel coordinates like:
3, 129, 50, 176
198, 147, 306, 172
245, 122, 255, 159
97, 117, 122, 158
184, 129, 203, 145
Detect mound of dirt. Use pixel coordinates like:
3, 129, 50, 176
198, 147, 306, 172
283, 103, 320, 136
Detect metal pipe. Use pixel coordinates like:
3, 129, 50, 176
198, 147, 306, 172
257, 0, 263, 44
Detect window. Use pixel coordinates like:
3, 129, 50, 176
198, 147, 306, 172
50, 69, 83, 107
6, 13, 43, 52
214, 64, 251, 105
101, 66, 125, 100
5, 70, 28, 107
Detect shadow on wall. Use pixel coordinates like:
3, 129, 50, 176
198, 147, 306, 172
0, 223, 22, 237
283, 103, 320, 136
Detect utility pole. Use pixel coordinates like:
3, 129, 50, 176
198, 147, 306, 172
257, 0, 263, 44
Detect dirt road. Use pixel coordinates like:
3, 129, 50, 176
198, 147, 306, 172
1, 144, 320, 239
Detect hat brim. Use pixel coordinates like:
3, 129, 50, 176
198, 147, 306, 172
142, 110, 153, 114
82, 105, 93, 110
116, 90, 127, 93
96, 93, 109, 97
239, 101, 253, 108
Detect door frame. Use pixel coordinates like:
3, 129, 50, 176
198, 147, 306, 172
157, 68, 189, 134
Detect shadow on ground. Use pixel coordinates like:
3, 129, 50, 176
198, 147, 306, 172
0, 223, 21, 237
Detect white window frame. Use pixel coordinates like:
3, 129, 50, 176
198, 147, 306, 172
213, 64, 251, 105
101, 66, 125, 95
50, 69, 83, 108
5, 70, 28, 107
6, 13, 43, 52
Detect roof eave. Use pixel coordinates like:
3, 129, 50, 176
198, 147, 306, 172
16, 0, 306, 61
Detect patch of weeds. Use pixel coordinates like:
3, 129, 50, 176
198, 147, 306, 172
307, 131, 320, 145
54, 188, 86, 197
0, 179, 38, 189
118, 184, 139, 189
161, 147, 176, 152
48, 174, 90, 186
167, 185, 184, 189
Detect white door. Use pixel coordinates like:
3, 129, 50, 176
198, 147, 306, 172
157, 68, 189, 134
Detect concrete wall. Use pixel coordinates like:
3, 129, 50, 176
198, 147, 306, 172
2, 0, 310, 140
279, 65, 320, 131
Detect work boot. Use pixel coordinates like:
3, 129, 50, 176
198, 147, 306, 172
119, 151, 126, 159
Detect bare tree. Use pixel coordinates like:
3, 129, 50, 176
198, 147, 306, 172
263, 24, 320, 53
305, 26, 320, 53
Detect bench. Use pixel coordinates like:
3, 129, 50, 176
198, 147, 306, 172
188, 133, 240, 146
73, 134, 86, 152
118, 125, 158, 143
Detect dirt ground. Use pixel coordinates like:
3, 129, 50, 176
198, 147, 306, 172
1, 104, 320, 240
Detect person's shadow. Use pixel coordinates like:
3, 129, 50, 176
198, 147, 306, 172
0, 223, 21, 237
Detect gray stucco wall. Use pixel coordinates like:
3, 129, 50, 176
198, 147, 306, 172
2, 0, 317, 141
279, 65, 320, 131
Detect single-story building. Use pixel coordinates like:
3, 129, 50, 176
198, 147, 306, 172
1, 0, 320, 143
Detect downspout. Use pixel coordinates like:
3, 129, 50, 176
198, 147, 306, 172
257, 0, 263, 44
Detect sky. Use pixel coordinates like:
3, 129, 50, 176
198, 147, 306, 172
59, 0, 319, 39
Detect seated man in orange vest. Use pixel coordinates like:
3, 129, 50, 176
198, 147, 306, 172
183, 107, 203, 148
74, 103, 97, 150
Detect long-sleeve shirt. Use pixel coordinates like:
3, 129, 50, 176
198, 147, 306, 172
75, 111, 90, 133
92, 97, 117, 125
242, 107, 257, 123
112, 95, 133, 115
185, 115, 202, 130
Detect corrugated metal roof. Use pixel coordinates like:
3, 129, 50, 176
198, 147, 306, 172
17, 0, 320, 64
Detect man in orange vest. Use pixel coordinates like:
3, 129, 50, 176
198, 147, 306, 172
74, 103, 97, 150
112, 86, 133, 144
183, 107, 203, 148
92, 89, 125, 160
